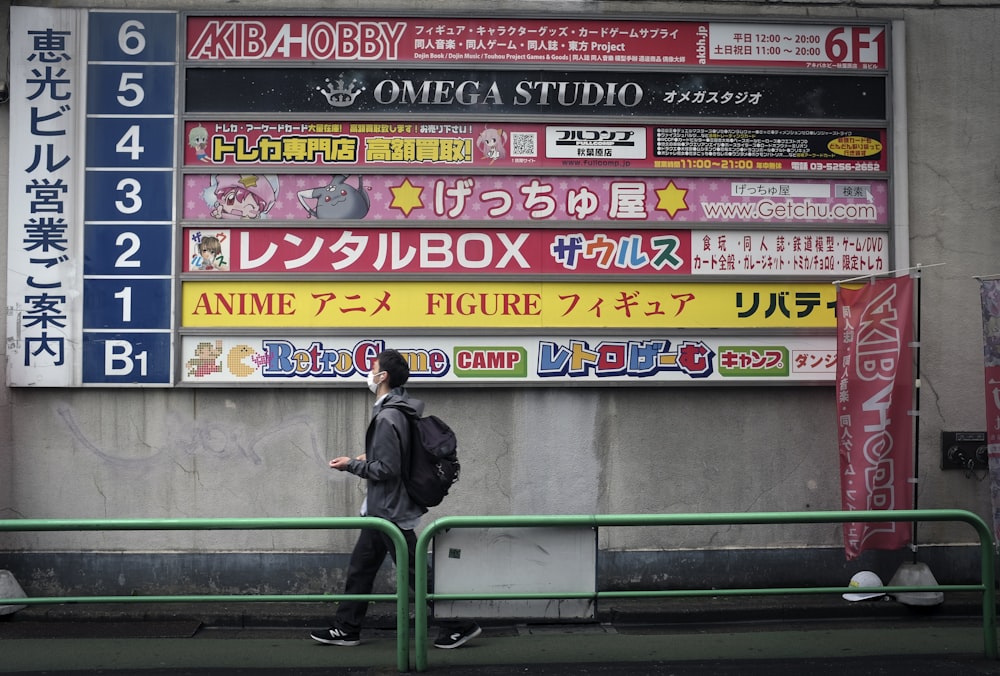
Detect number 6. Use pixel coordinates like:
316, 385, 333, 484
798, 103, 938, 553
118, 20, 147, 56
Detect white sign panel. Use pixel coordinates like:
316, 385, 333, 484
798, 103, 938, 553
7, 7, 83, 386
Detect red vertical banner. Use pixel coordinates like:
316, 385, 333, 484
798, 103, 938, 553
979, 279, 1000, 541
836, 276, 915, 559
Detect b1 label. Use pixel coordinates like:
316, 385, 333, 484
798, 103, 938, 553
82, 333, 172, 384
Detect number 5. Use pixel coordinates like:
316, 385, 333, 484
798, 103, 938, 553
117, 72, 145, 107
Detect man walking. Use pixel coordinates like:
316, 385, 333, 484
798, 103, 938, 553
311, 348, 481, 649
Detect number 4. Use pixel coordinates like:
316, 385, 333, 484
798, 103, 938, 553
115, 125, 145, 161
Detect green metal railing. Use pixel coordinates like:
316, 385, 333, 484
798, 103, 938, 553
1, 510, 995, 673
0, 516, 411, 672
414, 509, 997, 671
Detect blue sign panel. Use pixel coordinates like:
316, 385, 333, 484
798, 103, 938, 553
82, 332, 172, 384
83, 278, 172, 329
86, 64, 177, 115
86, 117, 175, 169
87, 12, 177, 62
83, 170, 173, 222
84, 224, 173, 276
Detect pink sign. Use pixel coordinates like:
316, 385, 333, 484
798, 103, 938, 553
980, 279, 1000, 541
182, 174, 889, 225
837, 276, 915, 559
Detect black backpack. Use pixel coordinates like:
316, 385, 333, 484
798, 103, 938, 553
387, 406, 461, 508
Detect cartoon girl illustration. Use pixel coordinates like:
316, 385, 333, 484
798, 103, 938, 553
476, 127, 508, 163
206, 174, 278, 220
188, 125, 211, 163
191, 233, 229, 271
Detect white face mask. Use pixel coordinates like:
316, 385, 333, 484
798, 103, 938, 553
367, 370, 383, 394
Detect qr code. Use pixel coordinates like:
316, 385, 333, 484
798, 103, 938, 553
510, 132, 537, 158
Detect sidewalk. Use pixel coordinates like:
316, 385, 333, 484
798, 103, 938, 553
2, 594, 999, 674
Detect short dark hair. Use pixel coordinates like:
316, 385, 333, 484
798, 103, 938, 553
377, 348, 409, 388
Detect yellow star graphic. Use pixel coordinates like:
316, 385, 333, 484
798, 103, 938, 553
654, 180, 690, 219
389, 178, 424, 216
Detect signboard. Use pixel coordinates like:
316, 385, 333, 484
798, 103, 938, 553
181, 281, 840, 330
185, 17, 887, 69
182, 226, 887, 277
6, 7, 82, 386
184, 121, 887, 173
836, 276, 915, 558
180, 336, 836, 384
6, 9, 896, 387
184, 68, 886, 119
180, 174, 889, 224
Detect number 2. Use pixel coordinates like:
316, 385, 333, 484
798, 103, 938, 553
114, 232, 141, 268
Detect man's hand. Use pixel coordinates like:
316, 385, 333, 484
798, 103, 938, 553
329, 457, 352, 471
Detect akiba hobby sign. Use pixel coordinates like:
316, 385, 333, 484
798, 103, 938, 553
185, 17, 887, 70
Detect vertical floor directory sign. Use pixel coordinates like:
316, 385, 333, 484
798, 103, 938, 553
81, 11, 177, 384
7, 7, 82, 386
8, 7, 178, 386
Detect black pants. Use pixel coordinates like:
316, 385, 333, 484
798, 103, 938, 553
334, 527, 468, 634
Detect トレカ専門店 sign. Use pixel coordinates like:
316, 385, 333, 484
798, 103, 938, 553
184, 121, 887, 173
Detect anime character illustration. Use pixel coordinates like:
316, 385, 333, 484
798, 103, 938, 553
190, 233, 230, 271
206, 174, 279, 219
186, 340, 224, 378
188, 125, 211, 163
476, 127, 508, 163
297, 175, 370, 219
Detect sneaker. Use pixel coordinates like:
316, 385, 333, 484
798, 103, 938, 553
433, 623, 482, 649
310, 626, 361, 646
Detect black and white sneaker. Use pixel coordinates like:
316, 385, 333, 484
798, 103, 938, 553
433, 623, 482, 649
310, 626, 361, 646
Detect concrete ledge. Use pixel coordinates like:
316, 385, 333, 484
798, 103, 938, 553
0, 544, 988, 599
3, 592, 987, 631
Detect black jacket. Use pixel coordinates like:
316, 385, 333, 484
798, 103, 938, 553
346, 387, 427, 524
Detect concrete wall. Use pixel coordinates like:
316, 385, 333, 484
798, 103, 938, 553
2, 0, 999, 595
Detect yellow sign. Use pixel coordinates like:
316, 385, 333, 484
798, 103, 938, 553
181, 281, 838, 329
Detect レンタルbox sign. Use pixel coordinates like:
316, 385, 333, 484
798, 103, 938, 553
6, 9, 896, 387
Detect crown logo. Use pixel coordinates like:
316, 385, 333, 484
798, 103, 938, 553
317, 75, 365, 108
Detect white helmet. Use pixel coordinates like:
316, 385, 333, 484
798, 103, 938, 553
843, 570, 886, 601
